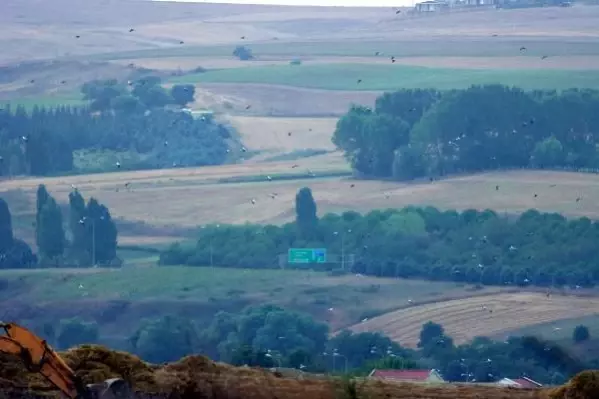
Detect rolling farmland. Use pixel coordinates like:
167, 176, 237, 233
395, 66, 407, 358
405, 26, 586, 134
347, 292, 599, 348
2, 169, 598, 241
4, 0, 599, 370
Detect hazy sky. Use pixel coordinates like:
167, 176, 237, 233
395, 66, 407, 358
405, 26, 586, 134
154, 0, 415, 7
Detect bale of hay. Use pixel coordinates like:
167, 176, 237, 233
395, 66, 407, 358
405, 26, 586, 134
551, 370, 599, 399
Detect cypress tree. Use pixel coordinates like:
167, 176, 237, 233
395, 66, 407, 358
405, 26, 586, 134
68, 190, 87, 264
85, 198, 118, 265
35, 184, 50, 246
0, 197, 14, 253
38, 197, 65, 262
295, 187, 318, 237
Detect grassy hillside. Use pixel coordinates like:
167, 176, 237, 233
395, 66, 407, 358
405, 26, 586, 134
169, 64, 599, 91
0, 267, 501, 335
5, 266, 599, 354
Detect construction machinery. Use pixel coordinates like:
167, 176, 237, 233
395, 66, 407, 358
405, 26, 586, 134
0, 322, 133, 399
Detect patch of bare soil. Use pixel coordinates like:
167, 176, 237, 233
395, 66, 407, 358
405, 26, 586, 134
196, 83, 380, 116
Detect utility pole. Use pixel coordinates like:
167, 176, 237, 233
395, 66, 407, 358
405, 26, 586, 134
92, 218, 96, 267
80, 215, 103, 267
206, 224, 219, 268
341, 232, 345, 271
334, 229, 352, 271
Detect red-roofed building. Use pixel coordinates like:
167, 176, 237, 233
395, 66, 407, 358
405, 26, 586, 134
497, 377, 543, 389
368, 369, 445, 383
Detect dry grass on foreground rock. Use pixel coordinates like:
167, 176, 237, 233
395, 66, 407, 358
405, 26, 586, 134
550, 370, 599, 399
0, 344, 583, 399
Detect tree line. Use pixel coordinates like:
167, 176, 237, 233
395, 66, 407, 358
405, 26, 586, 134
0, 76, 234, 177
0, 185, 118, 268
0, 199, 37, 268
161, 187, 599, 288
39, 305, 592, 385
333, 86, 599, 180
81, 76, 195, 113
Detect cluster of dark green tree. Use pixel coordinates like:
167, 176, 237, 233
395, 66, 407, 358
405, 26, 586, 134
0, 186, 118, 268
232, 45, 254, 61
36, 318, 100, 351
0, 78, 232, 176
160, 187, 599, 288
81, 76, 195, 112
0, 198, 37, 268
38, 185, 119, 266
45, 306, 592, 385
333, 86, 599, 180
410, 321, 588, 385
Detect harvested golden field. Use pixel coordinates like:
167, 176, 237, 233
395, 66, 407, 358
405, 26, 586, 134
347, 292, 599, 348
2, 169, 598, 231
227, 116, 338, 160
0, 156, 348, 193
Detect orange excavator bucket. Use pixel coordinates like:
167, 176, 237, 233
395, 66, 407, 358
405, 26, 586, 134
0, 322, 133, 399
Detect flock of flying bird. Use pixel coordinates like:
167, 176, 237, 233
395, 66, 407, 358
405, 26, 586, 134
18, 5, 553, 87
2, 7, 575, 207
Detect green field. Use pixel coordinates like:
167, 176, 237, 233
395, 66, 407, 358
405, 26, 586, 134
170, 63, 599, 91
0, 267, 500, 331
87, 39, 599, 61
0, 266, 481, 303
0, 94, 84, 110
6, 62, 599, 109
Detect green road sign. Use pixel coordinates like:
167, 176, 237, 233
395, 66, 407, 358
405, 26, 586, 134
288, 248, 327, 264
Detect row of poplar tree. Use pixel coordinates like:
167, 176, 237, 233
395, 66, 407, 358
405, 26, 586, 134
25, 186, 118, 267
35, 185, 118, 266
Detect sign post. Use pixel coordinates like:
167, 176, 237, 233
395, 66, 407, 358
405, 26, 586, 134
288, 248, 327, 264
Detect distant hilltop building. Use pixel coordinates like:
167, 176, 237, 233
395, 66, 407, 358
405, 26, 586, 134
369, 369, 446, 384
413, 0, 574, 11
414, 0, 450, 12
